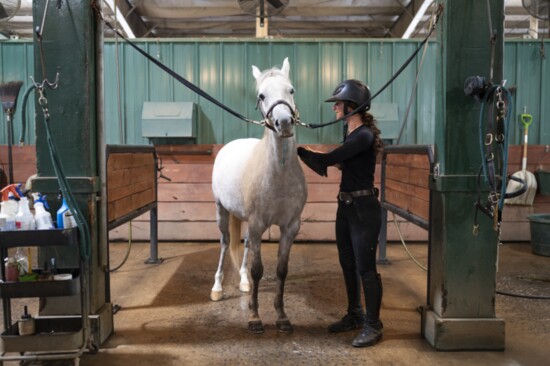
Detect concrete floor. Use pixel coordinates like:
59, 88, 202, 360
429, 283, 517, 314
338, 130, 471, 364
3, 240, 550, 365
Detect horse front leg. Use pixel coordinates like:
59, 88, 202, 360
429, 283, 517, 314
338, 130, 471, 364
239, 231, 251, 293
247, 230, 264, 333
274, 220, 300, 333
211, 204, 230, 301
211, 233, 229, 301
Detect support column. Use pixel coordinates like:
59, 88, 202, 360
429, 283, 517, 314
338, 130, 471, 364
421, 0, 505, 350
32, 0, 113, 346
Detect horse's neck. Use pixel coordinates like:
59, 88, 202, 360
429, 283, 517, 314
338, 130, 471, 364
260, 129, 298, 169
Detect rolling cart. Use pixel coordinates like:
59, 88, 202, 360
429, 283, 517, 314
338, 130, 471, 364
0, 228, 92, 365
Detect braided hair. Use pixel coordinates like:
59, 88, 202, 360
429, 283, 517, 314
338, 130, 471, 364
348, 102, 383, 155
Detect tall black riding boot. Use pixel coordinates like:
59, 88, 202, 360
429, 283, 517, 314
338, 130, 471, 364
352, 271, 383, 347
328, 268, 364, 333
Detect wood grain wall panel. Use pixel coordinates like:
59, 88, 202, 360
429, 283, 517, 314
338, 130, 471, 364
127, 201, 337, 225
306, 183, 340, 202
384, 192, 429, 222
106, 151, 156, 225
3, 145, 546, 242
301, 202, 338, 221
272, 222, 336, 241
157, 183, 214, 202
0, 145, 37, 185
160, 163, 214, 183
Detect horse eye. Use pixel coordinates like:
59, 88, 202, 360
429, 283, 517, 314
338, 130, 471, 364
290, 88, 295, 95
259, 93, 265, 101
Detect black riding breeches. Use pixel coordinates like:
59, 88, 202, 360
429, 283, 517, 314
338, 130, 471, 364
335, 195, 383, 322
335, 195, 381, 275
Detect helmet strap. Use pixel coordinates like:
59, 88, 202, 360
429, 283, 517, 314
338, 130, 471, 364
343, 101, 350, 117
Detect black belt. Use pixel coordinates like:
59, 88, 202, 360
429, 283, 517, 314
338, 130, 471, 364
338, 188, 379, 204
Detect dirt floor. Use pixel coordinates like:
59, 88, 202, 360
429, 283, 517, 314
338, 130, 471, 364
1, 240, 549, 365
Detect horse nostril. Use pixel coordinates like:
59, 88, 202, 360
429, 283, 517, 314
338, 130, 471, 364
275, 120, 280, 127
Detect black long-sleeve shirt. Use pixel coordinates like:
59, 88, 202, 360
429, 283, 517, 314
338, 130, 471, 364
299, 125, 376, 192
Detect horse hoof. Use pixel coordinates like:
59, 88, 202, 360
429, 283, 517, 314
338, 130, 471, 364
276, 320, 294, 333
239, 283, 250, 293
210, 290, 223, 301
248, 320, 265, 334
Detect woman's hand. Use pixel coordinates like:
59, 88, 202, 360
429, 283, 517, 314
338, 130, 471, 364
298, 146, 323, 155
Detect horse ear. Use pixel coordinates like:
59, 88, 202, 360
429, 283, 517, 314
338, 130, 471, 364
252, 65, 262, 81
281, 57, 290, 78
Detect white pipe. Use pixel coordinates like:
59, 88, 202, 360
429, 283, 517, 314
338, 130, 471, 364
402, 0, 434, 39
104, 0, 136, 39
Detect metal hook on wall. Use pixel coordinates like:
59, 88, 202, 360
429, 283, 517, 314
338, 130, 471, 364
30, 70, 60, 91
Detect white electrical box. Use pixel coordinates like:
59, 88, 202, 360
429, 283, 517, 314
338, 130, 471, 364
142, 102, 197, 138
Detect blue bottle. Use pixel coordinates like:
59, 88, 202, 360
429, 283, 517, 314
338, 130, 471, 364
56, 192, 69, 229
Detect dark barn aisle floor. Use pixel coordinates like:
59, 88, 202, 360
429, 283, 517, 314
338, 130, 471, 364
2, 241, 548, 365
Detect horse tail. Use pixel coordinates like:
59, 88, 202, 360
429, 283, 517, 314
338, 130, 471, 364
228, 213, 242, 271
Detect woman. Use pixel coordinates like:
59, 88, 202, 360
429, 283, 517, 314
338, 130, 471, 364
297, 79, 383, 347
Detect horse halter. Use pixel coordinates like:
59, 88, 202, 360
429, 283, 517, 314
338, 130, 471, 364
256, 98, 298, 134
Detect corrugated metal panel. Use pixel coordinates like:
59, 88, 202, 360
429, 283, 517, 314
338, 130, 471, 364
294, 42, 320, 144
0, 42, 35, 146
505, 40, 549, 146
1, 39, 549, 146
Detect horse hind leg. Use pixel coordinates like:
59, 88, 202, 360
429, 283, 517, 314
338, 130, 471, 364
211, 203, 230, 301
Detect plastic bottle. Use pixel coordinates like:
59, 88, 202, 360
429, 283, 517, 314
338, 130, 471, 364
4, 257, 19, 282
31, 193, 54, 230
0, 193, 19, 231
18, 306, 35, 336
14, 247, 29, 275
15, 196, 36, 231
0, 184, 22, 231
63, 210, 77, 228
0, 202, 10, 231
56, 192, 75, 229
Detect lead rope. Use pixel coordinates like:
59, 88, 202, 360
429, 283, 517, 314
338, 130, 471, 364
396, 5, 436, 144
91, 2, 443, 132
91, 1, 272, 130
304, 4, 444, 130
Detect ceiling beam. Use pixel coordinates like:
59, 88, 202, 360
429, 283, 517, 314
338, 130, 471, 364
104, 0, 148, 38
137, 6, 403, 19
390, 0, 433, 38
139, 19, 394, 31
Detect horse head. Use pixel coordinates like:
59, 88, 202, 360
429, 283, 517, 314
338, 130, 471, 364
252, 57, 297, 138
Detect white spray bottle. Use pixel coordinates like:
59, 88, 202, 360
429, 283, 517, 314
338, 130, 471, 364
0, 193, 19, 231
15, 187, 36, 231
0, 184, 21, 231
0, 201, 10, 231
31, 193, 54, 230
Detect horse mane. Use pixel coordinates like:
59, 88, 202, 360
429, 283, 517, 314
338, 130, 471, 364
254, 67, 287, 90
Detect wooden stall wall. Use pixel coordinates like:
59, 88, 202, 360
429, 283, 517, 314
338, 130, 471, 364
2, 145, 548, 243
105, 145, 430, 242
0, 146, 36, 187
106, 151, 156, 226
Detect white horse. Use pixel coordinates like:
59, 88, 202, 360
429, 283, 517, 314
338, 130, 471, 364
210, 58, 307, 334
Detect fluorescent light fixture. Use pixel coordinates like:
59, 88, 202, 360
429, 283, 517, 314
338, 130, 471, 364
402, 0, 434, 39
104, 0, 136, 39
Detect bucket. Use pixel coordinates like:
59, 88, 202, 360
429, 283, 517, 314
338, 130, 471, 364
528, 214, 550, 257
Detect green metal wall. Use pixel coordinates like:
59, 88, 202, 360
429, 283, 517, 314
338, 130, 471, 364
1, 39, 548, 146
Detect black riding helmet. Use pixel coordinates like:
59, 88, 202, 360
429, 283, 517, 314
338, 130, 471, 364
325, 79, 371, 112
